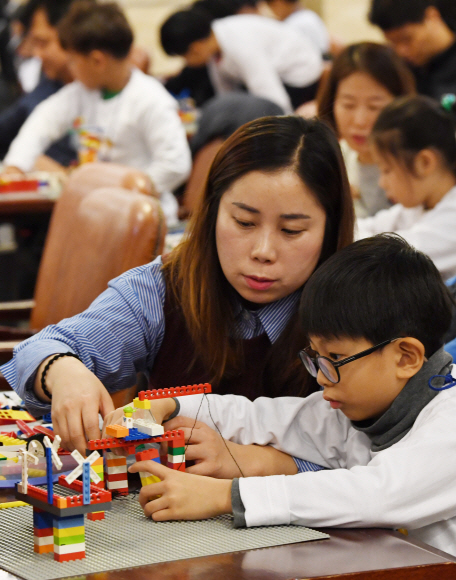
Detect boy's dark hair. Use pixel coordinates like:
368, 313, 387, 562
371, 95, 456, 177
58, 1, 133, 59
35, 0, 94, 27
300, 234, 453, 358
161, 8, 212, 56
192, 0, 237, 19
369, 0, 434, 31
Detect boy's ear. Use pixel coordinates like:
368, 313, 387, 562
394, 337, 425, 379
90, 50, 107, 67
413, 149, 438, 178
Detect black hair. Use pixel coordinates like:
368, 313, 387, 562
192, 0, 237, 18
436, 0, 456, 31
300, 234, 453, 357
371, 95, 456, 177
161, 8, 212, 56
13, 0, 40, 32
369, 0, 434, 31
58, 1, 133, 59
35, 0, 92, 27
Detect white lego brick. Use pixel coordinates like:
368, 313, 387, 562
33, 535, 53, 546
53, 542, 86, 555
106, 480, 129, 490
133, 419, 164, 437
167, 454, 185, 464
106, 464, 128, 475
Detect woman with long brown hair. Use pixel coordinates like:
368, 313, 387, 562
2, 115, 354, 455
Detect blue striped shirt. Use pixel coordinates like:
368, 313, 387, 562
1, 256, 301, 418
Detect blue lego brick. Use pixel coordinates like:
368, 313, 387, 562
42, 412, 52, 423
33, 510, 53, 529
123, 428, 149, 442
82, 462, 91, 505
53, 514, 84, 529
46, 448, 53, 505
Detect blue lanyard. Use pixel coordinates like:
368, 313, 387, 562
428, 372, 456, 391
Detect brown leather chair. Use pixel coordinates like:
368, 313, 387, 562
180, 138, 224, 218
0, 184, 165, 370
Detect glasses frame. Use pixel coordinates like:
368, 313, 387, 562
299, 338, 400, 384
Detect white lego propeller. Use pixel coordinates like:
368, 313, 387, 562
43, 435, 63, 470
66, 449, 101, 485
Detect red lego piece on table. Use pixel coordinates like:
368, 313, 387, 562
138, 383, 211, 401
54, 551, 86, 562
0, 179, 39, 193
87, 512, 105, 521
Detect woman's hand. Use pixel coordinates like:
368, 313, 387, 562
129, 460, 232, 521
35, 355, 115, 454
164, 416, 298, 478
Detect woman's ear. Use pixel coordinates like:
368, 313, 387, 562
413, 149, 438, 178
394, 337, 425, 379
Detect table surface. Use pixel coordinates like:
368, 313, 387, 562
1, 480, 455, 580
0, 191, 55, 214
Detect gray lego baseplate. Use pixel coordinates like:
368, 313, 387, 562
0, 492, 329, 580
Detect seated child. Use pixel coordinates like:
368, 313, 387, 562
106, 233, 456, 556
2, 2, 191, 226
356, 95, 456, 279
160, 8, 323, 113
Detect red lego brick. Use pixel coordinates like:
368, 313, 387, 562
135, 448, 159, 462
138, 383, 211, 401
87, 512, 105, 521
33, 527, 53, 537
106, 473, 128, 483
54, 551, 86, 562
59, 475, 108, 496
167, 461, 185, 472
26, 485, 49, 502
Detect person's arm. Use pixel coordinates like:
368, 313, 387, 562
3, 83, 76, 172
0, 259, 167, 453
140, 83, 192, 195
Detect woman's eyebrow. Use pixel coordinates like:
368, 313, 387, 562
232, 202, 259, 214
281, 213, 311, 220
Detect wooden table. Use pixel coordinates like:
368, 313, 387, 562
0, 191, 55, 215
1, 481, 455, 580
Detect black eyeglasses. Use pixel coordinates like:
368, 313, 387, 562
299, 338, 400, 384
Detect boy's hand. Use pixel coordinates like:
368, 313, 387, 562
129, 460, 232, 521
164, 416, 243, 479
1, 166, 26, 177
102, 397, 177, 435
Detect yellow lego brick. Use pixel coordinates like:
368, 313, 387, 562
140, 474, 161, 486
0, 434, 25, 446
53, 526, 85, 538
0, 501, 29, 509
133, 397, 151, 410
0, 410, 35, 422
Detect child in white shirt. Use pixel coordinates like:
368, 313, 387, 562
160, 9, 322, 114
105, 234, 456, 557
356, 95, 456, 279
3, 2, 191, 226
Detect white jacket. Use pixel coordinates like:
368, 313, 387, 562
178, 386, 456, 556
356, 186, 456, 280
4, 68, 191, 226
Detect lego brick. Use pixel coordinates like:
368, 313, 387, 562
54, 534, 85, 546
106, 480, 129, 491
34, 546, 54, 555
123, 428, 150, 442
0, 500, 28, 509
33, 509, 53, 529
135, 448, 160, 462
54, 550, 86, 562
58, 474, 109, 496
21, 484, 48, 502
53, 496, 68, 509
34, 527, 53, 537
138, 383, 212, 401
105, 464, 127, 475
54, 542, 86, 554
167, 454, 185, 464
167, 446, 185, 456
133, 397, 151, 409
106, 473, 128, 482
33, 535, 54, 546
53, 514, 84, 529
87, 511, 105, 521
0, 410, 35, 424
53, 525, 85, 538
105, 457, 127, 468
106, 424, 129, 438
133, 419, 164, 437
139, 474, 161, 486
167, 461, 185, 472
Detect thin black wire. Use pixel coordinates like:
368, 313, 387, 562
178, 392, 245, 478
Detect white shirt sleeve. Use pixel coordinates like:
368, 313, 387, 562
4, 83, 78, 171
139, 90, 191, 194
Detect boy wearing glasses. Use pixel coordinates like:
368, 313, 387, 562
111, 234, 456, 556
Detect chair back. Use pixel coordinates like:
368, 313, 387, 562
30, 186, 165, 330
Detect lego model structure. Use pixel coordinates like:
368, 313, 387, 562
13, 383, 211, 563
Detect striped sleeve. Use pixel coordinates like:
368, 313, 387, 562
1, 258, 167, 417
293, 457, 326, 473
